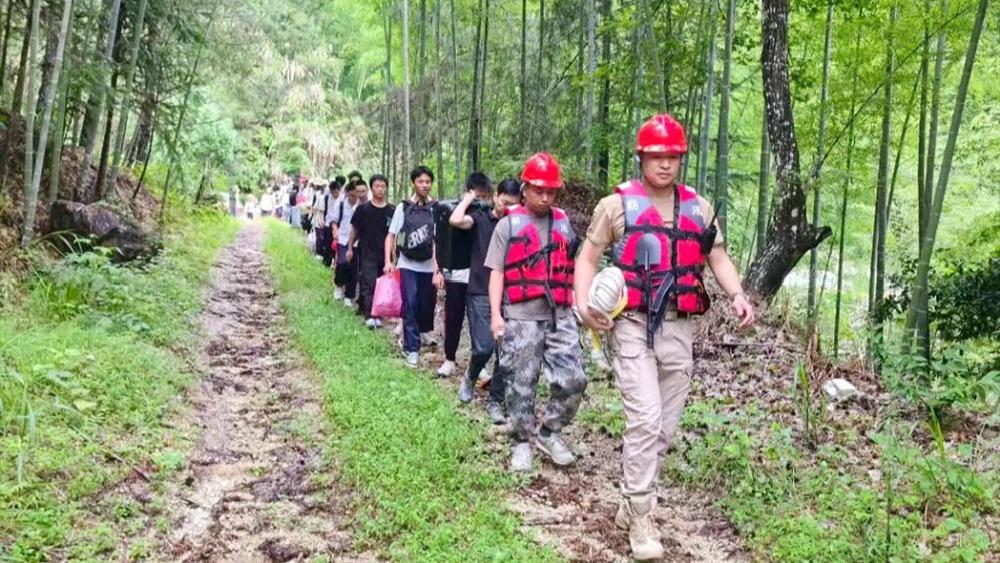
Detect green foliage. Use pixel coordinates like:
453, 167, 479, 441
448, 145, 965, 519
886, 345, 1000, 416
263, 221, 556, 562
0, 210, 238, 561
663, 402, 997, 562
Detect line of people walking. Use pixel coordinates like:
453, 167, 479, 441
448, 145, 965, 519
278, 114, 756, 561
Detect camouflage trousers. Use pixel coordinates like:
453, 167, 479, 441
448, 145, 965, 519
498, 315, 588, 443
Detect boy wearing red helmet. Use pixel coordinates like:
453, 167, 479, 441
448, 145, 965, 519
484, 152, 588, 473
574, 114, 755, 560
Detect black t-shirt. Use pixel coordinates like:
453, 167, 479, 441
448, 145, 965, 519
468, 209, 500, 296
351, 201, 396, 265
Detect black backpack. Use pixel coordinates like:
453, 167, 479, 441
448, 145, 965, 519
398, 200, 435, 261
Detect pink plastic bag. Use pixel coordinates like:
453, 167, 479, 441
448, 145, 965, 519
371, 273, 402, 319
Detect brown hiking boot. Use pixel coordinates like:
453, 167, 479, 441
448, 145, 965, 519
616, 496, 663, 560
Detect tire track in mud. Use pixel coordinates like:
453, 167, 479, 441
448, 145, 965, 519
162, 224, 372, 562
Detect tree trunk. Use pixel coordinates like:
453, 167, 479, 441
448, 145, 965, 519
92, 67, 117, 200
78, 0, 122, 199
448, 0, 460, 183
381, 0, 392, 175
917, 0, 930, 246
533, 0, 544, 148
715, 0, 736, 234
434, 0, 443, 194
158, 0, 219, 227
755, 117, 770, 257
19, 0, 40, 246
596, 0, 611, 187
745, 0, 832, 301
696, 0, 717, 196
47, 0, 73, 205
638, 0, 667, 109
0, 0, 15, 101
105, 0, 148, 200
834, 25, 862, 359
11, 4, 31, 112
401, 0, 411, 165
466, 0, 484, 174
905, 0, 988, 359
869, 4, 896, 361
584, 0, 596, 174
25, 0, 71, 247
807, 1, 834, 325
518, 0, 526, 151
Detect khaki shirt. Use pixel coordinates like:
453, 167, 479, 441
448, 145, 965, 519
585, 186, 724, 249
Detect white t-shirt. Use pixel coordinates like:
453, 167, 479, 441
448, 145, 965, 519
388, 201, 436, 274
330, 197, 358, 245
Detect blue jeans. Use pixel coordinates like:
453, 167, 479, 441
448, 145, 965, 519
400, 268, 436, 353
466, 294, 503, 403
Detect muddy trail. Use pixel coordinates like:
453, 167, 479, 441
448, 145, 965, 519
382, 309, 746, 562
153, 224, 370, 562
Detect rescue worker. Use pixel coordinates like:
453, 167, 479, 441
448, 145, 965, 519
574, 114, 755, 560
485, 153, 588, 472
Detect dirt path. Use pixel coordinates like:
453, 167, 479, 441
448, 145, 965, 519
159, 224, 370, 562
391, 309, 746, 562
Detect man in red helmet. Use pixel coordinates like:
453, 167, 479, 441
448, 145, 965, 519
484, 152, 588, 473
574, 114, 755, 560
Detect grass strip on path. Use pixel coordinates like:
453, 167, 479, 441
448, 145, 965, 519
0, 210, 239, 561
264, 220, 557, 562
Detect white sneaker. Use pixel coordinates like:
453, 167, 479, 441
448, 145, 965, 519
436, 360, 455, 378
334, 288, 344, 300
373, 319, 383, 328
365, 318, 377, 329
405, 352, 419, 368
510, 442, 533, 472
343, 297, 353, 307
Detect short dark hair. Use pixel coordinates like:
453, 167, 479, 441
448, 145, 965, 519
497, 178, 522, 197
348, 170, 363, 181
466, 171, 491, 192
329, 180, 341, 191
353, 179, 368, 188
369, 174, 389, 187
335, 175, 347, 186
410, 165, 434, 183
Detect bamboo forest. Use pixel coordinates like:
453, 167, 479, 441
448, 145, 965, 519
0, 0, 997, 561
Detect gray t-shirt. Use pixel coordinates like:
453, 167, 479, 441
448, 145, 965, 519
484, 212, 571, 321
389, 200, 436, 274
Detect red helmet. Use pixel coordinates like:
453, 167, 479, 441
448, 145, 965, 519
521, 152, 564, 189
636, 114, 688, 154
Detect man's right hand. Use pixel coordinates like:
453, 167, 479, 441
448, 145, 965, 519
462, 190, 476, 204
346, 248, 354, 263
491, 314, 506, 342
579, 305, 614, 333
383, 262, 395, 275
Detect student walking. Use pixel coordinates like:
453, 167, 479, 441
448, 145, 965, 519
385, 165, 442, 368
331, 180, 368, 305
349, 174, 395, 328
450, 175, 521, 424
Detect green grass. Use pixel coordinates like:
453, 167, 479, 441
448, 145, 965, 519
0, 209, 239, 561
263, 220, 557, 562
662, 402, 997, 562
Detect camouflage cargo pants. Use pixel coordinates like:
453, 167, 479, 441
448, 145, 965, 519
498, 315, 588, 443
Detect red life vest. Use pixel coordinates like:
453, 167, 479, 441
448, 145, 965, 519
502, 205, 576, 308
611, 180, 711, 314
